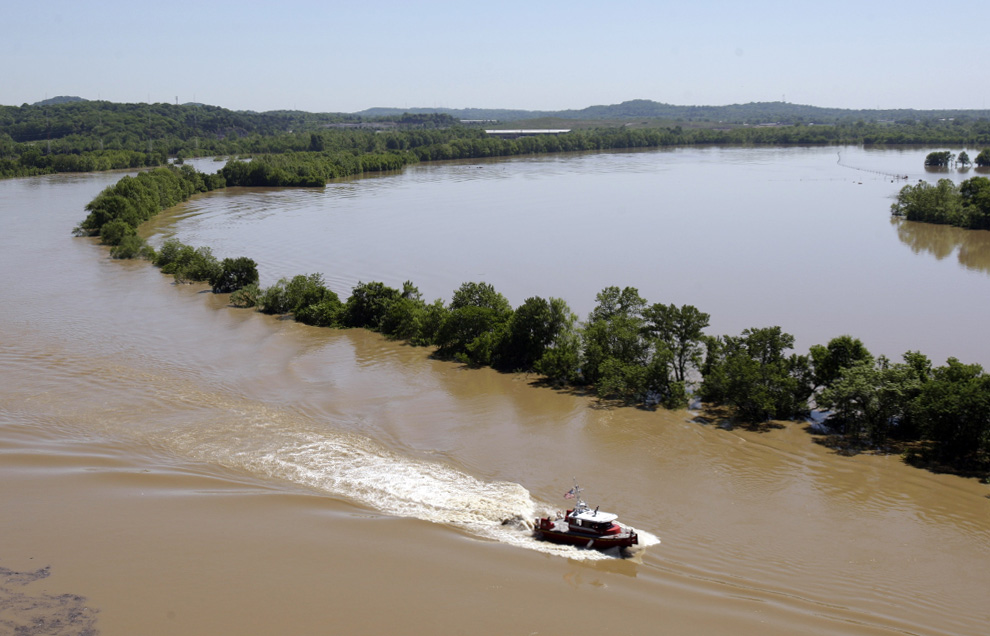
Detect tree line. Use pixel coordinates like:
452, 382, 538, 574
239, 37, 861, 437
7, 98, 990, 179
79, 167, 990, 479
74, 154, 418, 241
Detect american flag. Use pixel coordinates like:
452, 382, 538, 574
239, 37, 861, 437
564, 488, 576, 499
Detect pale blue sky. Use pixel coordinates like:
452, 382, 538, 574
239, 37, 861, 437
4, 0, 987, 113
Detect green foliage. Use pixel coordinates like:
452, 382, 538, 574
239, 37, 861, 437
581, 287, 647, 382
449, 281, 513, 315
578, 287, 689, 406
810, 335, 874, 390
596, 358, 649, 402
412, 299, 449, 347
258, 273, 339, 322
892, 177, 990, 230
173, 246, 221, 284
109, 234, 149, 260
433, 282, 515, 365
914, 358, 990, 463
153, 238, 190, 272
498, 296, 576, 372
210, 257, 259, 294
152, 239, 220, 282
815, 351, 990, 466
642, 303, 710, 384
230, 283, 261, 308
924, 151, 954, 166
380, 297, 427, 341
295, 295, 344, 328
99, 219, 136, 246
80, 166, 225, 235
817, 356, 924, 444
436, 304, 509, 364
344, 281, 402, 330
220, 150, 415, 188
959, 177, 990, 229
534, 329, 582, 386
976, 149, 990, 167
700, 327, 812, 422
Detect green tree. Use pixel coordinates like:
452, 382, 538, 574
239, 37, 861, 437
172, 246, 221, 284
498, 296, 575, 372
924, 151, 954, 167
642, 302, 710, 383
258, 274, 334, 316
435, 304, 508, 364
449, 281, 512, 315
810, 335, 873, 391
915, 358, 990, 463
581, 286, 648, 388
99, 218, 136, 246
210, 257, 259, 294
435, 282, 513, 365
109, 234, 149, 260
534, 328, 581, 386
974, 149, 990, 167
230, 283, 261, 308
891, 179, 964, 225
699, 327, 812, 422
344, 281, 402, 330
959, 176, 990, 229
413, 299, 449, 346
817, 356, 923, 444
957, 151, 971, 167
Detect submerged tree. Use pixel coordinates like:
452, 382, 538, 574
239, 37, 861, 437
914, 358, 990, 464
642, 302, 710, 384
210, 257, 259, 294
817, 355, 924, 444
810, 335, 873, 391
924, 151, 955, 167
699, 326, 812, 422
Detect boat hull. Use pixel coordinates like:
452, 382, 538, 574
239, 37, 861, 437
534, 518, 638, 549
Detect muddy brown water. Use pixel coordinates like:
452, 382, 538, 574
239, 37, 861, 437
1, 149, 989, 636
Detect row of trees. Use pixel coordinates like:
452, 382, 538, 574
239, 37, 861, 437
75, 154, 421, 243
8, 96, 990, 180
924, 149, 990, 167
75, 165, 226, 243
220, 151, 416, 187
77, 160, 990, 478
890, 176, 990, 229
102, 218, 990, 475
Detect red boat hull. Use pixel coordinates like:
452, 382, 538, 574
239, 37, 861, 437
534, 517, 638, 549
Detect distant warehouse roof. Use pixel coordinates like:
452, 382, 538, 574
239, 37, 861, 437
484, 129, 571, 139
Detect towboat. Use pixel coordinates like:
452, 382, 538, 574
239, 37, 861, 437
534, 484, 638, 550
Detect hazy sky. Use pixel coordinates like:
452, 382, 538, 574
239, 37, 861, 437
5, 0, 988, 113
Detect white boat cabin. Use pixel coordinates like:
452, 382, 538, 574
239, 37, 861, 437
568, 506, 618, 531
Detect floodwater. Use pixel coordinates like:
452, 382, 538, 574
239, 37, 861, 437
1, 148, 988, 636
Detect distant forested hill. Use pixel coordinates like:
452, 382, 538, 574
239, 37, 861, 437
358, 99, 990, 125
32, 96, 87, 106
0, 100, 357, 145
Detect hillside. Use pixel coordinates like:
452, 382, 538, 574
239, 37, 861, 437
357, 99, 990, 125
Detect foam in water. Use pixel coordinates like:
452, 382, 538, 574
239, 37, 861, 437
165, 413, 631, 561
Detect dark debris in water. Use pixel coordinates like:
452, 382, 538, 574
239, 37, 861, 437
0, 562, 99, 636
